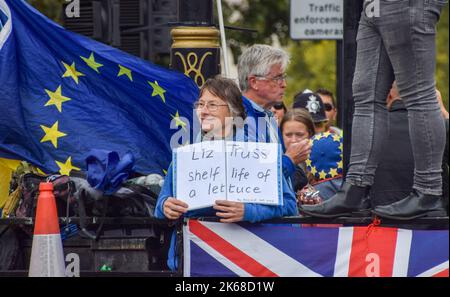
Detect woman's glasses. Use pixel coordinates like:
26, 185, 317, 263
194, 101, 228, 112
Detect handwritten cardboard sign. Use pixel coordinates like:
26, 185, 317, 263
174, 141, 282, 210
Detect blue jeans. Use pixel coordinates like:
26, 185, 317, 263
347, 0, 447, 196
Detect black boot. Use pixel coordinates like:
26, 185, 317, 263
299, 182, 371, 218
372, 190, 447, 220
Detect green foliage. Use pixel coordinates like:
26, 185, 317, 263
223, 0, 449, 108
221, 0, 290, 60
285, 40, 336, 106
436, 4, 449, 109
27, 0, 65, 25
29, 0, 448, 109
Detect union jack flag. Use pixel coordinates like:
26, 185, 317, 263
183, 219, 449, 277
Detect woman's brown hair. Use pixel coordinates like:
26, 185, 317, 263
198, 76, 246, 120
280, 108, 315, 138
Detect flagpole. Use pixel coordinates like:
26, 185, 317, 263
216, 0, 230, 77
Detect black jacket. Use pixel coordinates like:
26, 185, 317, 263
371, 100, 449, 213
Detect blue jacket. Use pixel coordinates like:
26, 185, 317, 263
155, 127, 298, 270
155, 163, 298, 223
156, 163, 297, 271
241, 96, 297, 182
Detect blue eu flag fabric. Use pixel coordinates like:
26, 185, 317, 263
0, 0, 199, 176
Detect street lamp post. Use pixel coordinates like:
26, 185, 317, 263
170, 0, 221, 88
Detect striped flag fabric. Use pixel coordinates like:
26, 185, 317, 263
183, 219, 449, 277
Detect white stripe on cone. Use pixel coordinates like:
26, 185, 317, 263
29, 234, 65, 277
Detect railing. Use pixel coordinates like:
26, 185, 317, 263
0, 216, 448, 277
1, 215, 448, 227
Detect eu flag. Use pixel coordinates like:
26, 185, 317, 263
0, 0, 199, 176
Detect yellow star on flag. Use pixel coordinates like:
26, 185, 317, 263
329, 168, 338, 177
80, 52, 103, 73
305, 159, 312, 167
339, 143, 343, 152
171, 111, 187, 131
44, 85, 72, 113
40, 121, 67, 148
310, 166, 317, 176
163, 169, 168, 175
36, 168, 47, 175
55, 156, 80, 176
319, 170, 327, 180
322, 131, 331, 139
314, 134, 321, 141
337, 160, 343, 169
118, 64, 133, 81
62, 61, 85, 84
148, 80, 167, 103
332, 134, 341, 142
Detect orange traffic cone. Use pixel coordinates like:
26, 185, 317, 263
28, 182, 66, 277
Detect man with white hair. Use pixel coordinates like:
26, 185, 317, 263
237, 44, 311, 185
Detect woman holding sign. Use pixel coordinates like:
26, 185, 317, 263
155, 76, 298, 271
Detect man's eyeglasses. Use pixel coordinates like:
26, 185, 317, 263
324, 103, 335, 112
255, 73, 287, 84
194, 101, 228, 112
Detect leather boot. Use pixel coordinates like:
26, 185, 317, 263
372, 190, 447, 220
299, 182, 371, 218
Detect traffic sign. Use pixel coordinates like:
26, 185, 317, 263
290, 0, 343, 40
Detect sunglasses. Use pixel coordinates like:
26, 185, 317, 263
273, 103, 285, 110
324, 103, 334, 112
